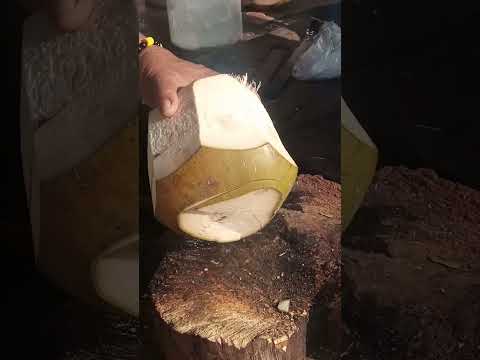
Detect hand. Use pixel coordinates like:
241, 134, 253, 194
139, 45, 218, 117
47, 0, 96, 32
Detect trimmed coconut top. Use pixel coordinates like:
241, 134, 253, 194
193, 74, 295, 164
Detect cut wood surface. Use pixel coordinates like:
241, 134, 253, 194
343, 167, 480, 360
147, 175, 341, 359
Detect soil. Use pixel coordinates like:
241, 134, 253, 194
342, 4, 480, 358
342, 166, 480, 360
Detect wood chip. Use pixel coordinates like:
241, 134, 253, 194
428, 255, 462, 270
273, 335, 289, 345
277, 299, 290, 313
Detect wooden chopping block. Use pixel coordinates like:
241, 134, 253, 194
148, 174, 341, 359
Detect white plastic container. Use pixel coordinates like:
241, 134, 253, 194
167, 0, 243, 50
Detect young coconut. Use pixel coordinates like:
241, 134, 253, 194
92, 234, 139, 316
147, 74, 298, 242
341, 97, 378, 231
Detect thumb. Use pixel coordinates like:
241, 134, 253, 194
157, 87, 180, 118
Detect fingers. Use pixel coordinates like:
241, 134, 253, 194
157, 66, 217, 117
138, 47, 218, 117
147, 68, 218, 117
47, 0, 95, 32
158, 88, 179, 118
202, 68, 219, 78
142, 77, 180, 118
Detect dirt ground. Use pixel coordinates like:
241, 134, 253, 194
342, 166, 480, 360
342, 4, 480, 358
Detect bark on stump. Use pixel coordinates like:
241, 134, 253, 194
343, 167, 480, 360
149, 175, 341, 359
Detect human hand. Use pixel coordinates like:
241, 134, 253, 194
139, 45, 218, 117
46, 0, 96, 32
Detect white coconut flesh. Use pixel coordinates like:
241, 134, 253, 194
148, 74, 297, 241
92, 234, 139, 316
178, 188, 282, 242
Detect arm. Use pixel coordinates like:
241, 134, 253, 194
138, 37, 217, 117
30, 0, 217, 118
137, 2, 217, 117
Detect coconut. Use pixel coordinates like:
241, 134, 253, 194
148, 74, 298, 242
341, 97, 378, 230
92, 234, 139, 316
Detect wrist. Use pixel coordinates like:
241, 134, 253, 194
139, 42, 173, 67
139, 46, 179, 93
138, 35, 164, 56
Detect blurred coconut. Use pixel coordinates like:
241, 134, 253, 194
341, 97, 378, 231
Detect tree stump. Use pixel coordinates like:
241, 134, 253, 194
343, 167, 480, 360
148, 175, 341, 359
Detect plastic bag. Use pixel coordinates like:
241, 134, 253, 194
292, 21, 341, 80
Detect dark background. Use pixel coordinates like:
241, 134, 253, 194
3, 2, 69, 357
343, 1, 480, 191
